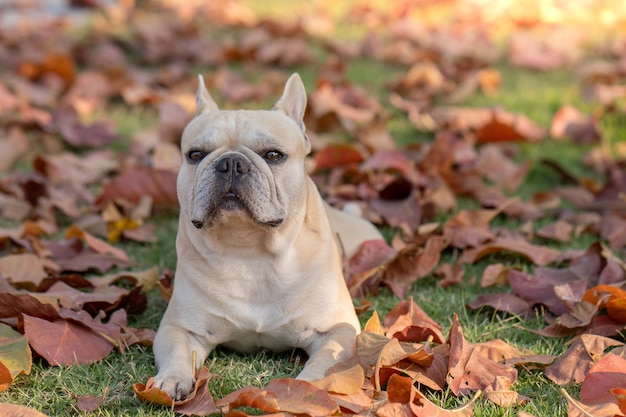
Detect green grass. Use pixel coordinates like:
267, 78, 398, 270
1, 3, 624, 417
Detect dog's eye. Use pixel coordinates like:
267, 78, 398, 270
187, 150, 208, 163
263, 150, 285, 162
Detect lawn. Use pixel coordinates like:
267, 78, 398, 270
0, 1, 625, 416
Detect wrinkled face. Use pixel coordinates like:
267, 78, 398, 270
177, 109, 309, 230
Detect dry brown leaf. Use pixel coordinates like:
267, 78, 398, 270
309, 363, 364, 395
466, 293, 534, 319
0, 253, 48, 290
545, 335, 624, 386
72, 387, 109, 413
447, 314, 518, 396
550, 105, 601, 144
0, 403, 50, 417
460, 238, 560, 266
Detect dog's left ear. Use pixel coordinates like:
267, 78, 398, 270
274, 74, 310, 152
196, 74, 220, 116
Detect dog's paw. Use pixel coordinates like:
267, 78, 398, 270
152, 371, 196, 402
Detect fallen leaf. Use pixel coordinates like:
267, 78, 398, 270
550, 105, 601, 144
23, 315, 115, 366
0, 253, 48, 290
580, 354, 626, 407
329, 390, 373, 414
309, 363, 364, 395
480, 264, 510, 287
88, 266, 160, 291
612, 387, 626, 416
536, 220, 574, 243
96, 167, 178, 207
313, 144, 365, 171
0, 403, 50, 417
0, 293, 59, 320
65, 225, 129, 262
346, 239, 396, 297
483, 375, 529, 407
460, 238, 560, 266
447, 314, 518, 396
370, 191, 422, 232
466, 293, 534, 319
382, 236, 446, 299
17, 52, 76, 87
0, 323, 32, 387
133, 378, 174, 407
561, 388, 622, 417
475, 144, 530, 192
387, 373, 413, 403
174, 367, 219, 416
220, 379, 338, 416
509, 30, 582, 71
545, 335, 624, 386
52, 105, 118, 148
384, 297, 446, 344
0, 362, 12, 393
410, 388, 479, 417
73, 387, 109, 413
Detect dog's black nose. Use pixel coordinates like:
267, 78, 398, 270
215, 154, 250, 176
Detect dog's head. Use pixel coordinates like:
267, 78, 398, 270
177, 74, 311, 230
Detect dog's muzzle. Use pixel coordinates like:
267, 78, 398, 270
190, 153, 283, 229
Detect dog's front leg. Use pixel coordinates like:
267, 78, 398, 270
152, 324, 215, 401
296, 323, 358, 381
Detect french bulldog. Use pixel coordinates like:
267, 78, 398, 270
152, 73, 382, 400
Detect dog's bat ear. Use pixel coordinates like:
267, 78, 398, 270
196, 74, 219, 116
274, 73, 310, 152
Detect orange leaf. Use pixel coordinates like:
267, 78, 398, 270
582, 285, 626, 307
133, 367, 217, 414
607, 297, 626, 323
219, 386, 279, 414
475, 111, 545, 143
18, 52, 76, 87
364, 311, 384, 335
387, 373, 413, 404
0, 361, 12, 393
611, 387, 626, 416
309, 363, 364, 395
265, 378, 339, 416
133, 378, 174, 406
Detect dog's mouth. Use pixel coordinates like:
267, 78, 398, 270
220, 192, 244, 211
191, 190, 284, 229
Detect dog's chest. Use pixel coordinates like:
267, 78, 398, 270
210, 261, 309, 351
217, 294, 310, 352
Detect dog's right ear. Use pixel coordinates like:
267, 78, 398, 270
196, 75, 219, 116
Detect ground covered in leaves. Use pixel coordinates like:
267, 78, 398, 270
1, 0, 626, 416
